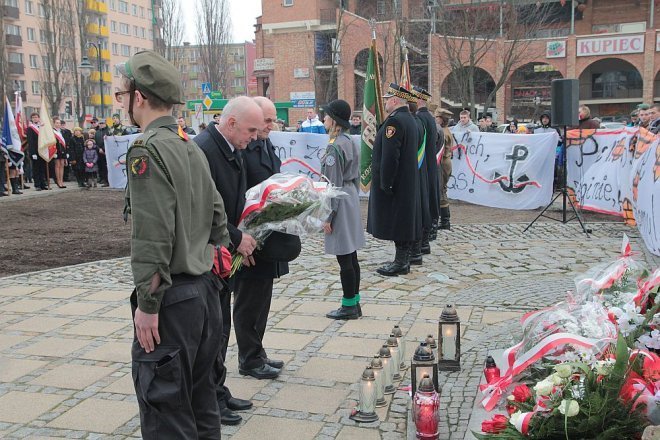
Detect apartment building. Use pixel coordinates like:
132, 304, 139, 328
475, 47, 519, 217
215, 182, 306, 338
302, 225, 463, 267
256, 0, 660, 122
2, 0, 158, 122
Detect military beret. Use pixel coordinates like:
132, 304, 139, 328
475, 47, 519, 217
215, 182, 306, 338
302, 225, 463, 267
117, 50, 185, 105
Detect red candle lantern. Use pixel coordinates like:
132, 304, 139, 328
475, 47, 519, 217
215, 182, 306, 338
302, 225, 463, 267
412, 374, 440, 439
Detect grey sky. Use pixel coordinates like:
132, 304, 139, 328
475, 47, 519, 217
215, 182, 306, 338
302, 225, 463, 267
182, 0, 262, 44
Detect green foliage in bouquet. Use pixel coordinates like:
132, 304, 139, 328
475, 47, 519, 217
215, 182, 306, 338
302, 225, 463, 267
243, 188, 317, 229
474, 336, 649, 440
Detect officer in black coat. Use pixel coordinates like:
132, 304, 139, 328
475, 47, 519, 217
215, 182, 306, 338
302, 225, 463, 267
194, 96, 262, 426
234, 97, 287, 381
408, 95, 431, 266
367, 83, 421, 276
413, 86, 439, 249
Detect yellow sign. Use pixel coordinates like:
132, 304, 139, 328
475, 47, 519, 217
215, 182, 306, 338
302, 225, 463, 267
203, 96, 213, 110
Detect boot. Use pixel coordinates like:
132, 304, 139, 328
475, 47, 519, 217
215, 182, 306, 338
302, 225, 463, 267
439, 207, 451, 230
11, 178, 23, 195
409, 240, 423, 265
326, 305, 359, 320
377, 243, 410, 276
429, 219, 438, 241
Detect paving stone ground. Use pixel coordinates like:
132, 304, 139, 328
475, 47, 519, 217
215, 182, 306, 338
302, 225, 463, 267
0, 219, 657, 439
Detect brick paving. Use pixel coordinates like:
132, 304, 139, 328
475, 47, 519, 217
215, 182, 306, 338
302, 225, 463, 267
0, 220, 657, 439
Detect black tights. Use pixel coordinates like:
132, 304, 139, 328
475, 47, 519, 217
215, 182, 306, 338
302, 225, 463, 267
336, 251, 360, 304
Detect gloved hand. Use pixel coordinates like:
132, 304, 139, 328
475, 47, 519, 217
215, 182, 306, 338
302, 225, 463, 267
66, 154, 69, 159
86, 162, 94, 168
32, 154, 37, 160
53, 153, 58, 159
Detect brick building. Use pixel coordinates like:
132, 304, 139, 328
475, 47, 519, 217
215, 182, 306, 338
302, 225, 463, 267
255, 0, 660, 122
1, 0, 158, 123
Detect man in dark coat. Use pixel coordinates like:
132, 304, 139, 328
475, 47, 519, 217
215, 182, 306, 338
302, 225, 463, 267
194, 96, 262, 426
27, 112, 48, 191
367, 83, 421, 276
413, 86, 439, 251
94, 120, 110, 186
234, 96, 287, 381
407, 97, 430, 266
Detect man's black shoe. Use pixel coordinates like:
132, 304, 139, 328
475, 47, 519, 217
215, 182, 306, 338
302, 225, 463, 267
376, 262, 410, 276
239, 364, 280, 379
265, 358, 284, 369
219, 407, 242, 425
35, 187, 43, 191
227, 397, 253, 411
326, 305, 359, 320
409, 254, 423, 265
421, 243, 431, 254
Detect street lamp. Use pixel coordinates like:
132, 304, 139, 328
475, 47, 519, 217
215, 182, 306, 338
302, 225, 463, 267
78, 42, 105, 119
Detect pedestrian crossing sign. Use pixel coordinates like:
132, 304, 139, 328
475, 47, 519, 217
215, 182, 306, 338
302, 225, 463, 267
201, 82, 212, 95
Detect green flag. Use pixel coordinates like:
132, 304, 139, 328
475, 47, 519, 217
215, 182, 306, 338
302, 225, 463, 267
359, 39, 384, 193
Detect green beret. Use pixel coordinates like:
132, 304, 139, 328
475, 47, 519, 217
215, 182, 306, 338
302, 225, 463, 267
637, 103, 650, 110
117, 50, 185, 105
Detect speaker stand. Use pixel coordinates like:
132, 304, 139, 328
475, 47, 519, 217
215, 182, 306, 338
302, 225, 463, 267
523, 126, 590, 236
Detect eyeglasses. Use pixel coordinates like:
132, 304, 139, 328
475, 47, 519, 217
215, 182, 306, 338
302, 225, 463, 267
114, 90, 132, 103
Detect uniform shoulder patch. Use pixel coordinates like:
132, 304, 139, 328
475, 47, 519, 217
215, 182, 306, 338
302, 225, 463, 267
131, 139, 144, 147
325, 154, 336, 167
386, 125, 396, 138
130, 156, 150, 178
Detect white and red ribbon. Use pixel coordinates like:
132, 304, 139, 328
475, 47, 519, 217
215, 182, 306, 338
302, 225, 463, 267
511, 411, 534, 435
239, 175, 308, 224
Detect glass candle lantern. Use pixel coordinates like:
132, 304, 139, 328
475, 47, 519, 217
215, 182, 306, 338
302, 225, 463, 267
411, 342, 438, 395
391, 325, 408, 370
386, 336, 402, 380
378, 345, 396, 394
425, 334, 438, 361
370, 355, 387, 407
349, 367, 379, 423
437, 304, 461, 372
412, 374, 441, 439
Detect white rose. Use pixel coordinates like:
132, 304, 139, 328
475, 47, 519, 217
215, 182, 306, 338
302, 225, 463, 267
507, 395, 515, 402
594, 360, 615, 376
534, 379, 554, 396
558, 399, 580, 417
554, 364, 572, 378
550, 373, 564, 386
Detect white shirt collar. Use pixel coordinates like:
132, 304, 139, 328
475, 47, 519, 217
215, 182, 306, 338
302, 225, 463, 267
216, 124, 235, 152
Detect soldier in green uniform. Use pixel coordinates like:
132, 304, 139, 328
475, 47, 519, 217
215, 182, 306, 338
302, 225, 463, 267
119, 50, 230, 439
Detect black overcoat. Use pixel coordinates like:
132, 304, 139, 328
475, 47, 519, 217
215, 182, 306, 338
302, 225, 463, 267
414, 114, 432, 231
194, 122, 247, 248
417, 107, 440, 220
367, 106, 421, 242
237, 138, 289, 279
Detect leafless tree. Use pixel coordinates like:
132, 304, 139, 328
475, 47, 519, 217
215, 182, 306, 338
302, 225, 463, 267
158, 0, 186, 67
0, 15, 7, 116
196, 0, 232, 94
38, 0, 75, 115
70, 0, 91, 124
437, 0, 555, 118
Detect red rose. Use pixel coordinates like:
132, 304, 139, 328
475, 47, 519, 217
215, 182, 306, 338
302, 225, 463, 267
482, 414, 508, 434
512, 385, 532, 402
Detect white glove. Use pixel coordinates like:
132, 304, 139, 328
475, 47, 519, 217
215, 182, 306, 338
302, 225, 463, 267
66, 154, 70, 159
54, 153, 58, 158
32, 155, 37, 160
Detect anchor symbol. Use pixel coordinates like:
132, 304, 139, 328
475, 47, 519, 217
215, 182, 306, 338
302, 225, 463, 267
495, 144, 530, 193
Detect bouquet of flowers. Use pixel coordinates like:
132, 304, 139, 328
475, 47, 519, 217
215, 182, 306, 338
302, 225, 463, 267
230, 173, 345, 275
476, 235, 659, 438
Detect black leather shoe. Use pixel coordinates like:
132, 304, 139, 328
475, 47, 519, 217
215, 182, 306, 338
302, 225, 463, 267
35, 187, 43, 191
326, 305, 359, 320
421, 243, 431, 254
265, 358, 284, 369
239, 364, 280, 379
356, 303, 362, 317
220, 407, 242, 425
377, 262, 410, 276
227, 396, 253, 411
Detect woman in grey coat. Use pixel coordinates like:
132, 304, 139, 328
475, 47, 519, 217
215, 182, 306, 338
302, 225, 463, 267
321, 99, 366, 320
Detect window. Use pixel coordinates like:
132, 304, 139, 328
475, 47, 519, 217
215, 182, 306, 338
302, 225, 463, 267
31, 81, 40, 95
133, 25, 139, 36
39, 29, 48, 43
139, 6, 144, 17
6, 24, 20, 36
42, 55, 50, 70
118, 0, 127, 13
119, 23, 129, 35
132, 46, 139, 55
8, 52, 23, 63
27, 27, 35, 41
16, 80, 25, 92
111, 20, 117, 32
131, 4, 137, 15
121, 44, 130, 56
24, 0, 33, 14
112, 43, 118, 55
140, 27, 145, 38
5, 0, 18, 7
283, 0, 293, 5
38, 2, 45, 16
109, 0, 115, 10
29, 54, 38, 68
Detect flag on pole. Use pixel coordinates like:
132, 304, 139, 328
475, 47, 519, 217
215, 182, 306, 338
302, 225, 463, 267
37, 95, 57, 162
400, 39, 411, 91
359, 30, 384, 193
2, 97, 25, 167
15, 92, 26, 142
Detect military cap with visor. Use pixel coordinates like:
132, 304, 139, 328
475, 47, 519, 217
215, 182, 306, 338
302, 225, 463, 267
383, 83, 416, 102
116, 50, 185, 105
411, 86, 432, 102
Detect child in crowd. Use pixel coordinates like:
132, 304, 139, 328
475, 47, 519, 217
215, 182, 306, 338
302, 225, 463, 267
83, 139, 99, 188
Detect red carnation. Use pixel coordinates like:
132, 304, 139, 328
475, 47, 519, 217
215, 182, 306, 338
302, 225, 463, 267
511, 385, 532, 402
482, 414, 508, 434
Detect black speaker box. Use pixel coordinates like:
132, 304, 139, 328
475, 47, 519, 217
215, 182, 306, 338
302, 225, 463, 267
551, 79, 579, 127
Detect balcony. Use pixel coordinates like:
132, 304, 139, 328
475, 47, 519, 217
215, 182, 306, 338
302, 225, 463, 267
2, 5, 19, 19
8, 62, 24, 75
89, 71, 112, 83
86, 23, 109, 36
97, 1, 108, 13
5, 34, 22, 47
85, 0, 108, 13
88, 47, 111, 60
90, 94, 113, 106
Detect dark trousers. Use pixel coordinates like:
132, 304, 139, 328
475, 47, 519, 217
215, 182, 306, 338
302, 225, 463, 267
98, 154, 108, 182
215, 287, 233, 409
33, 157, 47, 188
131, 273, 222, 440
234, 277, 274, 370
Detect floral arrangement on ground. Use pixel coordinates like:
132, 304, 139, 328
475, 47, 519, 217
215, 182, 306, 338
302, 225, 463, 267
475, 235, 659, 439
